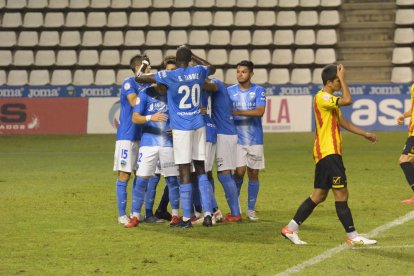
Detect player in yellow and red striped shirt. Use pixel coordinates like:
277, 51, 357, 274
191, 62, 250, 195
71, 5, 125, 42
281, 64, 378, 245
397, 83, 414, 204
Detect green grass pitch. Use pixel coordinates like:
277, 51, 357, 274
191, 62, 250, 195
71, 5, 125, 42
1, 132, 413, 275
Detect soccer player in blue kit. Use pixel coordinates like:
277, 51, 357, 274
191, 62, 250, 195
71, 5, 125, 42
198, 85, 223, 224
227, 60, 266, 221
113, 54, 151, 225
135, 46, 216, 228
125, 58, 181, 228
209, 77, 243, 222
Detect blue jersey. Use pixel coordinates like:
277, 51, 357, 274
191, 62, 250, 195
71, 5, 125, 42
201, 90, 217, 143
154, 65, 210, 131
133, 86, 173, 147
116, 76, 149, 141
211, 79, 237, 135
227, 83, 266, 146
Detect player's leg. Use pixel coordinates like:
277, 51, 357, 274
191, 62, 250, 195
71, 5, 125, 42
190, 171, 203, 222
113, 140, 139, 225
281, 155, 333, 244
216, 134, 241, 222
208, 171, 222, 223
245, 144, 265, 220
246, 167, 260, 220
329, 154, 376, 245
234, 144, 248, 195
205, 142, 221, 223
157, 146, 179, 224
144, 172, 165, 223
399, 137, 414, 203
145, 173, 160, 218
331, 188, 377, 245
125, 146, 158, 228
155, 184, 173, 221
193, 126, 213, 227
116, 171, 131, 224
194, 160, 213, 227
172, 129, 193, 228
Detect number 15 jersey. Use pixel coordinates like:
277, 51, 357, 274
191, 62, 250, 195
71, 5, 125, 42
154, 65, 210, 131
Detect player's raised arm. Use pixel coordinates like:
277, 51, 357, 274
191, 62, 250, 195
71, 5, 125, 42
191, 51, 216, 75
337, 64, 352, 106
339, 115, 377, 144
135, 73, 156, 84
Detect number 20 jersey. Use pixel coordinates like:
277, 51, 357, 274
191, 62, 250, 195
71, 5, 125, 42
154, 65, 210, 131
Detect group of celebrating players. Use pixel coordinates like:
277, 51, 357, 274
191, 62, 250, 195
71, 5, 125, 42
113, 45, 266, 229
112, 45, 414, 246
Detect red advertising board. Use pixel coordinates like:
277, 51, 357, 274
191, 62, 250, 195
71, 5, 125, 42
0, 98, 88, 134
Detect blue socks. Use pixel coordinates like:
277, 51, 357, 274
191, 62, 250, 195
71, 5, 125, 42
145, 174, 160, 217
198, 174, 212, 215
131, 177, 148, 215
191, 177, 202, 213
165, 176, 179, 210
234, 176, 243, 196
218, 174, 240, 216
209, 177, 219, 212
116, 180, 128, 216
248, 181, 259, 211
180, 183, 193, 220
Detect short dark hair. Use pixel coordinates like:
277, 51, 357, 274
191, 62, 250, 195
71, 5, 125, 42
321, 64, 337, 85
236, 60, 254, 72
176, 46, 192, 63
162, 55, 176, 69
129, 54, 150, 72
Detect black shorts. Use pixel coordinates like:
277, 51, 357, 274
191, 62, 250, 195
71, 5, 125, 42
401, 136, 414, 156
314, 154, 347, 190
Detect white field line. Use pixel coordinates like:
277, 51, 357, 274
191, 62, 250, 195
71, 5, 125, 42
276, 210, 414, 276
351, 245, 414, 250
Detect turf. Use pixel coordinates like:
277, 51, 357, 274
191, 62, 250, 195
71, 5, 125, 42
1, 132, 413, 275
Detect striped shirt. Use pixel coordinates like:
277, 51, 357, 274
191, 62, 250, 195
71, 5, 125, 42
313, 90, 342, 163
408, 84, 414, 137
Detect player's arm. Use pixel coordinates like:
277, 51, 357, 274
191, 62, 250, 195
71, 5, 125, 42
339, 115, 377, 144
126, 93, 137, 107
191, 52, 216, 75
233, 106, 265, 117
135, 73, 156, 84
132, 112, 168, 124
203, 81, 218, 93
336, 64, 352, 106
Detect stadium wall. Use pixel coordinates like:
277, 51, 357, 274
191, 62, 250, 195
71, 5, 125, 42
0, 84, 411, 135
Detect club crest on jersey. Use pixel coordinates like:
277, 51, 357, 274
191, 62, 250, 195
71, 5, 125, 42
322, 93, 331, 101
123, 82, 131, 90
249, 92, 255, 99
120, 160, 127, 166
